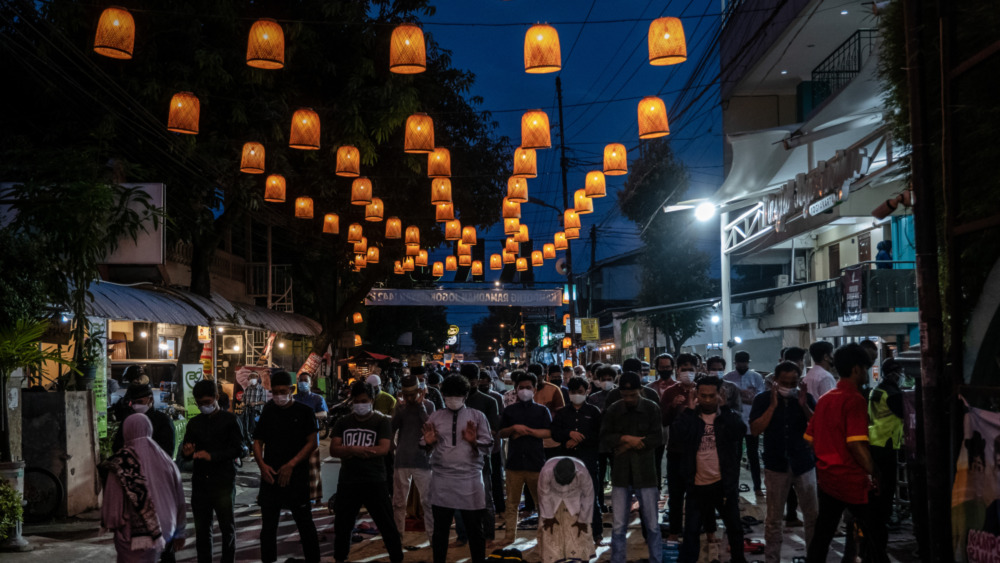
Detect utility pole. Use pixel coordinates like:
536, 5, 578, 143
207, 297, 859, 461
556, 76, 576, 350
588, 224, 597, 317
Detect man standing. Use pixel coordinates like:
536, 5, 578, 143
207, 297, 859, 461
531, 363, 566, 415
478, 370, 508, 517
587, 365, 617, 511
671, 376, 747, 563
294, 372, 328, 505
804, 341, 837, 400
867, 358, 905, 531
600, 372, 663, 563
391, 375, 435, 545
181, 380, 243, 563
804, 343, 886, 563
605, 358, 659, 407
550, 376, 603, 546
749, 362, 818, 563
412, 366, 444, 410
367, 374, 398, 416
648, 353, 676, 491
459, 364, 501, 544
241, 372, 268, 446
330, 381, 403, 563
112, 383, 176, 457
547, 364, 570, 405
659, 354, 698, 540
705, 356, 742, 414
252, 371, 320, 563
537, 457, 595, 563
724, 351, 767, 495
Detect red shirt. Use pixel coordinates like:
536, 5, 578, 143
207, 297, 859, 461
804, 378, 871, 504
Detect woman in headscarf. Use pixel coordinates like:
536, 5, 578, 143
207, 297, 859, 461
101, 414, 187, 562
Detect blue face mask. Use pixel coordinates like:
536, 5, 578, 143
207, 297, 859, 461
298, 382, 310, 393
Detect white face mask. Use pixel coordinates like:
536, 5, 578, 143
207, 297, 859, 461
517, 389, 535, 402
777, 386, 797, 398
707, 371, 722, 378
353, 403, 372, 416
445, 397, 465, 411
642, 375, 655, 384
132, 403, 150, 414
273, 394, 291, 407
418, 380, 427, 389
569, 393, 587, 406
678, 371, 696, 383
602, 381, 615, 391
249, 379, 258, 386
199, 402, 218, 415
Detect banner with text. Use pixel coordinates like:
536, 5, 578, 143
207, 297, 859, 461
951, 399, 1000, 562
366, 288, 562, 307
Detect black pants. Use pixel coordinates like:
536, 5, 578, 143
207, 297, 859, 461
490, 451, 506, 513
654, 444, 665, 488
596, 453, 611, 508
744, 434, 762, 490
806, 488, 888, 563
870, 444, 898, 523
260, 502, 320, 563
665, 451, 686, 534
587, 465, 604, 543
679, 481, 745, 563
333, 482, 403, 563
191, 480, 236, 563
433, 505, 486, 563
456, 459, 496, 542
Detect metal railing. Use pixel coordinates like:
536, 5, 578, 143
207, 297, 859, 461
811, 29, 879, 108
816, 261, 917, 324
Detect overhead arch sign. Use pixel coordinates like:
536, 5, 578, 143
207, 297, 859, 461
365, 288, 562, 307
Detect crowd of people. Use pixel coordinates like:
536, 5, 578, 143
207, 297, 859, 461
99, 340, 906, 563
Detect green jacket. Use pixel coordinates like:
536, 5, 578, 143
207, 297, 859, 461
868, 380, 903, 449
599, 397, 663, 488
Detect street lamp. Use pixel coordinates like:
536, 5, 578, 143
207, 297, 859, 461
695, 202, 716, 222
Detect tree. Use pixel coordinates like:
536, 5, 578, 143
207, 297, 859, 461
360, 306, 449, 357
617, 140, 715, 356
471, 307, 532, 362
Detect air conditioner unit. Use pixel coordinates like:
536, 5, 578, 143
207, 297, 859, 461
742, 297, 774, 318
775, 274, 790, 288
794, 256, 807, 282
222, 334, 243, 354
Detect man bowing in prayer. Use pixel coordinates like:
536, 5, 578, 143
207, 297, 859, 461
537, 456, 596, 563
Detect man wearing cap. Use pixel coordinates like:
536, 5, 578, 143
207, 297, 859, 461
367, 374, 398, 416
412, 365, 444, 410
724, 350, 767, 496
867, 357, 905, 529
537, 457, 595, 563
112, 383, 176, 457
391, 375, 436, 544
604, 358, 659, 407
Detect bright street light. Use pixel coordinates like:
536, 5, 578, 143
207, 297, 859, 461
695, 202, 716, 222
734, 336, 743, 344
711, 314, 720, 324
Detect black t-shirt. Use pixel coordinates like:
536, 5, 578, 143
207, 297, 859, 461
500, 400, 552, 472
253, 400, 318, 506
333, 411, 392, 484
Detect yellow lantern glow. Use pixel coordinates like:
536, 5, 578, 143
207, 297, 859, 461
389, 24, 426, 74
365, 197, 384, 222
405, 113, 434, 154
543, 243, 556, 259
516, 257, 528, 272
532, 250, 544, 267
406, 245, 420, 257
246, 18, 284, 69
405, 225, 420, 247
167, 92, 199, 135
366, 246, 380, 264
353, 312, 364, 324
394, 261, 404, 275
461, 226, 477, 246
459, 254, 472, 267
554, 231, 568, 250
506, 237, 519, 254
503, 250, 516, 264
445, 220, 462, 241
403, 256, 415, 271
353, 237, 368, 254
603, 143, 628, 176
264, 174, 286, 202
351, 177, 373, 205
504, 218, 521, 235
515, 224, 529, 243
446, 256, 458, 271
347, 223, 363, 244
240, 142, 265, 174
513, 147, 538, 179
354, 253, 367, 269
295, 197, 314, 219
490, 254, 503, 270
524, 24, 561, 74
564, 209, 581, 229
574, 189, 593, 214
585, 170, 607, 198
428, 148, 451, 178
457, 241, 472, 257
521, 110, 551, 150
563, 313, 571, 325
435, 203, 454, 223
638, 96, 670, 139
507, 177, 529, 203
503, 198, 521, 219
354, 334, 363, 346
94, 7, 135, 60
648, 17, 687, 66
432, 261, 444, 277
323, 213, 339, 234
431, 178, 452, 205
385, 217, 402, 239
289, 108, 320, 150
416, 249, 429, 267
471, 261, 484, 276
562, 336, 572, 349
336, 146, 360, 177
565, 227, 580, 240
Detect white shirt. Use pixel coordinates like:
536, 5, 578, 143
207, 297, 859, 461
804, 365, 837, 400
537, 456, 594, 521
424, 406, 493, 510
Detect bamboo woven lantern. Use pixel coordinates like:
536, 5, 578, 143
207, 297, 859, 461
336, 146, 360, 177
638, 96, 670, 139
603, 143, 628, 176
403, 256, 415, 271
167, 92, 199, 134
351, 177, 372, 205
246, 18, 284, 69
367, 246, 380, 264
507, 177, 528, 203
264, 174, 286, 202
504, 218, 520, 235
347, 223, 363, 244
405, 113, 434, 154
648, 17, 687, 66
543, 243, 556, 259
354, 334, 363, 346
94, 7, 135, 59
490, 254, 503, 270
503, 250, 516, 265
432, 261, 444, 277
574, 189, 593, 214
435, 202, 454, 223
457, 241, 472, 257
353, 237, 368, 254
513, 147, 538, 179
416, 249, 429, 267
564, 209, 581, 229
565, 227, 580, 240
462, 226, 477, 246
405, 225, 420, 247
406, 245, 420, 256
524, 24, 561, 74
431, 178, 452, 205
515, 224, 529, 243
521, 110, 551, 149
445, 219, 462, 241
459, 254, 472, 267
471, 260, 483, 276
445, 256, 458, 271
365, 197, 384, 222
554, 231, 568, 250
385, 217, 402, 238
516, 257, 528, 272
503, 198, 521, 219
562, 336, 571, 349
389, 24, 426, 74
428, 148, 451, 178
289, 108, 320, 150
531, 250, 544, 267
354, 254, 367, 269
585, 171, 607, 198
295, 197, 314, 219
394, 261, 404, 275
323, 213, 339, 234
506, 237, 519, 254
240, 142, 265, 174
353, 312, 363, 324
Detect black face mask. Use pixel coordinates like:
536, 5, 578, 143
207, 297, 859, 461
550, 378, 563, 387
658, 369, 674, 379
478, 384, 490, 392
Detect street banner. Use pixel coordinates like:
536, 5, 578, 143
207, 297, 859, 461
843, 266, 864, 322
181, 364, 204, 418
93, 318, 109, 437
580, 318, 599, 341
951, 398, 1000, 561
365, 288, 562, 307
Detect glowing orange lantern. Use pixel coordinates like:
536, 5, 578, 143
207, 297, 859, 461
351, 177, 372, 205
431, 178, 452, 205
462, 226, 477, 245
554, 232, 568, 250
295, 197, 314, 219
289, 108, 320, 150
405, 113, 434, 154
457, 241, 472, 257
406, 245, 420, 256
246, 18, 284, 69
365, 197, 384, 222
638, 96, 670, 139
445, 220, 462, 241
574, 189, 593, 214
336, 146, 360, 177
504, 218, 521, 235
524, 24, 561, 73
264, 174, 285, 202
94, 7, 135, 59
432, 261, 444, 277
403, 256, 415, 271
604, 143, 628, 176
585, 171, 607, 198
490, 254, 502, 270
167, 92, 199, 134
503, 250, 516, 264
515, 224, 529, 243
516, 257, 528, 272
416, 249, 429, 267
435, 203, 454, 223
347, 223, 363, 244
506, 237, 519, 254
240, 142, 265, 174
428, 148, 451, 178
513, 147, 538, 178
565, 227, 580, 240
354, 334, 363, 346
503, 198, 521, 219
366, 246, 380, 264
648, 17, 687, 66
532, 250, 544, 267
459, 254, 472, 267
508, 177, 528, 203
405, 225, 420, 247
562, 337, 572, 349
323, 213, 339, 234
353, 312, 364, 325
445, 256, 458, 271
385, 217, 402, 239
543, 243, 556, 259
471, 261, 484, 276
521, 110, 551, 150
564, 209, 581, 229
394, 261, 404, 275
354, 253, 367, 269
563, 313, 571, 325
353, 237, 368, 254
389, 24, 426, 74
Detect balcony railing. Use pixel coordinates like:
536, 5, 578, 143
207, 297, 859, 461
817, 261, 917, 325
811, 29, 879, 108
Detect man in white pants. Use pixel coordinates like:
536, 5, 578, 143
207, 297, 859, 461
537, 456, 596, 563
391, 375, 435, 542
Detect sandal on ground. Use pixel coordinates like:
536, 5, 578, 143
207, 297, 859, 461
739, 484, 751, 492
743, 538, 765, 554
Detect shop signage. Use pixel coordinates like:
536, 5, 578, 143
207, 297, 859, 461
539, 324, 549, 346
447, 325, 460, 336
366, 288, 562, 307
181, 363, 204, 418
197, 325, 212, 343
580, 318, 600, 342
808, 193, 837, 216
762, 145, 869, 230
842, 267, 864, 323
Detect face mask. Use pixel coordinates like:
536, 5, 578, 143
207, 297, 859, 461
445, 397, 465, 411
249, 379, 258, 386
707, 371, 722, 378
478, 384, 491, 392
199, 402, 218, 415
273, 394, 291, 407
517, 389, 535, 402
642, 376, 655, 384
678, 371, 696, 383
297, 382, 310, 393
602, 381, 615, 391
657, 369, 674, 379
418, 380, 427, 389
569, 394, 587, 406
353, 403, 372, 416
777, 387, 796, 398
133, 403, 150, 414
550, 378, 563, 387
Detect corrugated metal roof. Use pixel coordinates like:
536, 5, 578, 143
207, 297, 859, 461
86, 282, 211, 326
231, 303, 322, 336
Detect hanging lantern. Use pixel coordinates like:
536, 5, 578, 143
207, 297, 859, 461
336, 146, 360, 177
506, 237, 519, 254
389, 23, 426, 74
504, 218, 520, 235
490, 254, 503, 270
167, 92, 199, 134
385, 217, 402, 239
347, 223, 363, 244
445, 219, 462, 241
531, 250, 544, 267
295, 196, 314, 219
603, 143, 628, 176
513, 147, 538, 179
459, 254, 472, 267
264, 174, 286, 202
457, 241, 472, 257
516, 257, 528, 272
94, 7, 135, 60
416, 249, 429, 267
638, 96, 670, 139
354, 253, 367, 269
289, 108, 320, 150
564, 209, 581, 229
563, 313, 571, 325
246, 18, 284, 69
503, 197, 522, 219
403, 256, 415, 271
431, 178, 452, 205
461, 226, 477, 245
394, 261, 404, 275
507, 177, 529, 203
366, 246, 380, 264
323, 213, 339, 234
503, 250, 516, 265
574, 189, 594, 214
405, 113, 434, 154
352, 312, 363, 324
471, 260, 484, 276
432, 261, 444, 277
524, 24, 561, 74
515, 224, 529, 243
585, 171, 607, 198
648, 17, 687, 66
351, 177, 373, 205
406, 244, 420, 256
565, 227, 580, 240
354, 334, 363, 346
562, 336, 572, 349
405, 225, 420, 247
428, 148, 451, 178
240, 142, 265, 174
445, 256, 458, 271
554, 231, 568, 250
521, 110, 551, 150
365, 197, 384, 222
543, 243, 556, 259
435, 202, 455, 222
353, 237, 368, 254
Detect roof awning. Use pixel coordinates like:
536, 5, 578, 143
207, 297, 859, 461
230, 302, 322, 336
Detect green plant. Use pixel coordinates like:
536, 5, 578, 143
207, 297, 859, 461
0, 478, 24, 542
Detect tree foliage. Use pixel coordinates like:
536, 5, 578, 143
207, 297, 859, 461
470, 307, 532, 362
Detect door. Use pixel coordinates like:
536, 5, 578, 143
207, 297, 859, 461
858, 231, 872, 263
828, 243, 841, 277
